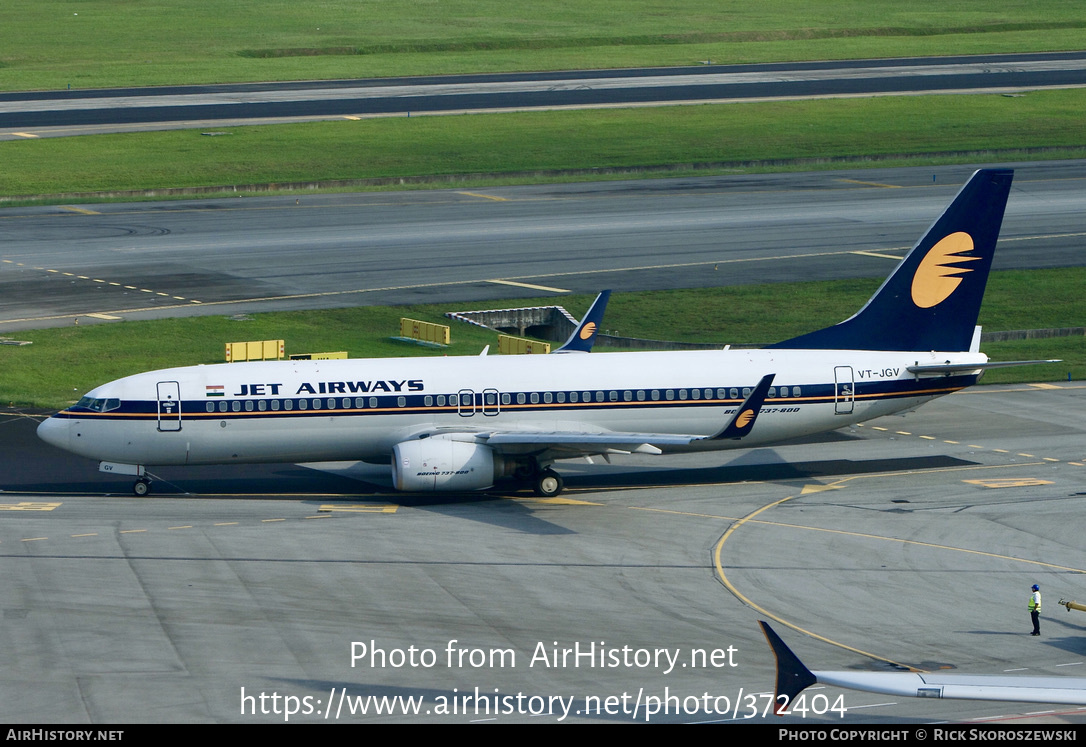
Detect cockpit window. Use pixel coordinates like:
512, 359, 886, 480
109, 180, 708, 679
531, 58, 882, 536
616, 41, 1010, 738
75, 396, 121, 413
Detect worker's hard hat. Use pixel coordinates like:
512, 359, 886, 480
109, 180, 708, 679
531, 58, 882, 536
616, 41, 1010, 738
1032, 584, 1040, 591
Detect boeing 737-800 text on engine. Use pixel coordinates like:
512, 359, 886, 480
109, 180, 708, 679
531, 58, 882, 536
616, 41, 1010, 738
38, 170, 1046, 497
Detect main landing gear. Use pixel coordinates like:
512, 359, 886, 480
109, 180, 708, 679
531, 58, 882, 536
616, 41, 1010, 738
509, 460, 566, 498
533, 468, 564, 498
133, 477, 152, 497
506, 456, 573, 495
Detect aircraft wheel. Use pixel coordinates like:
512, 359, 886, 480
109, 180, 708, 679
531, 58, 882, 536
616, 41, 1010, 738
133, 478, 152, 497
534, 469, 563, 498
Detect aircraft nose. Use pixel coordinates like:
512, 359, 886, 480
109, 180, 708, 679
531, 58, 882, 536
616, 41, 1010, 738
37, 416, 69, 451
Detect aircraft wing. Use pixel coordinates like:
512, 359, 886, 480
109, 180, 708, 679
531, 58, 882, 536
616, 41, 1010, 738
760, 621, 1086, 710
478, 374, 775, 456
482, 430, 690, 456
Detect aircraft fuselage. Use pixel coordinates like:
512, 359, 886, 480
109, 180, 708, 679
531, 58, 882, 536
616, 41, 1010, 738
38, 347, 983, 468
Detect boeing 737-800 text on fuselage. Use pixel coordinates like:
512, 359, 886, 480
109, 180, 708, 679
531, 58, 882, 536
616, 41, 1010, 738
39, 170, 1038, 497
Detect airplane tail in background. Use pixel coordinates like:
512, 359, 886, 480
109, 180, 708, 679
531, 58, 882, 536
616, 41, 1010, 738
769, 169, 1013, 353
555, 290, 611, 353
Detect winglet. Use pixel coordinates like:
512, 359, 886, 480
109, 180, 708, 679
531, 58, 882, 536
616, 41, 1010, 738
710, 374, 775, 440
555, 290, 611, 353
760, 621, 817, 715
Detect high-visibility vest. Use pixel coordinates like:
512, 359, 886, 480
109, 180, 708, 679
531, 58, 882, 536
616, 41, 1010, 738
1029, 592, 1041, 612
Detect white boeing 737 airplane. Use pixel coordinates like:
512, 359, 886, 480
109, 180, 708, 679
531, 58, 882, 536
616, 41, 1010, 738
38, 169, 1046, 497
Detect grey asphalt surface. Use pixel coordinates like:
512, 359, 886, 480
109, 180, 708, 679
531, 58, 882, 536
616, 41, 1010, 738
4, 51, 1086, 138
1, 380, 1084, 723
1, 161, 1083, 332
1, 162, 1083, 723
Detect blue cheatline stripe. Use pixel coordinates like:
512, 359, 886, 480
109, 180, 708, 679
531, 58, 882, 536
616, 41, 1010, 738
54, 375, 977, 422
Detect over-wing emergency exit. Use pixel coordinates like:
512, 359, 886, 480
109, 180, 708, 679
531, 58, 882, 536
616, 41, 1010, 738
38, 169, 1051, 497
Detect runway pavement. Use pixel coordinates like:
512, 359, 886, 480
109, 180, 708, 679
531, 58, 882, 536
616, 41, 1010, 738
1, 161, 1084, 332
4, 52, 1086, 139
1, 380, 1084, 723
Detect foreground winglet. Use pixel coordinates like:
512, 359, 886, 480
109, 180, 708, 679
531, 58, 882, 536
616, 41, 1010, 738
710, 374, 775, 440
760, 621, 1086, 707
760, 622, 817, 715
555, 290, 611, 353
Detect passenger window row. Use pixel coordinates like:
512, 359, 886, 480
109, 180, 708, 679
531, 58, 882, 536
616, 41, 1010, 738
200, 386, 803, 414
206, 396, 392, 413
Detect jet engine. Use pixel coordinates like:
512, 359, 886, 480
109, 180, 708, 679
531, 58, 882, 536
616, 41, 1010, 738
392, 438, 511, 492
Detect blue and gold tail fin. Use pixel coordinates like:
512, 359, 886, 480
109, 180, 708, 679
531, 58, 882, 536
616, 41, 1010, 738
555, 290, 611, 353
769, 169, 1013, 352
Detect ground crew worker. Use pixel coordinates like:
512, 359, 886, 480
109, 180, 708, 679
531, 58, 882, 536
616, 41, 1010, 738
1029, 584, 1042, 636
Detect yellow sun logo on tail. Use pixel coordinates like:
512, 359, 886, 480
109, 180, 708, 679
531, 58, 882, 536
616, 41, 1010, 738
579, 322, 597, 340
911, 232, 981, 308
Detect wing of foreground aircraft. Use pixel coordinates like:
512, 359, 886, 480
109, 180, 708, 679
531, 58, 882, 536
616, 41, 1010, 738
760, 622, 1086, 711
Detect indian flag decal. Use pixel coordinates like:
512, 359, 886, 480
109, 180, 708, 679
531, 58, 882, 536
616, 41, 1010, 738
206, 385, 225, 397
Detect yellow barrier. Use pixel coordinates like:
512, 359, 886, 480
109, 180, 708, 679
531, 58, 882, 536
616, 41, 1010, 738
498, 334, 551, 355
289, 352, 349, 360
400, 318, 450, 346
225, 339, 284, 362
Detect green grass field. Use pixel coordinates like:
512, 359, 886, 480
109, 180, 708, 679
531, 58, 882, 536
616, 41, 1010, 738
2, 1, 1085, 89
0, 4, 1081, 406
4, 89, 1086, 200
2, 268, 1081, 410
3, 3, 1086, 202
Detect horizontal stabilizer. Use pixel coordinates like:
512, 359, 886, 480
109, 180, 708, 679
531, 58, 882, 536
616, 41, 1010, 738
907, 359, 1061, 376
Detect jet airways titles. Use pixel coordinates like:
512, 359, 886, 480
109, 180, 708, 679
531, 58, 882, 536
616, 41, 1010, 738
231, 379, 426, 397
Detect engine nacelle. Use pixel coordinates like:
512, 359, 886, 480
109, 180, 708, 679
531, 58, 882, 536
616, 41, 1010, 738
392, 438, 507, 492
